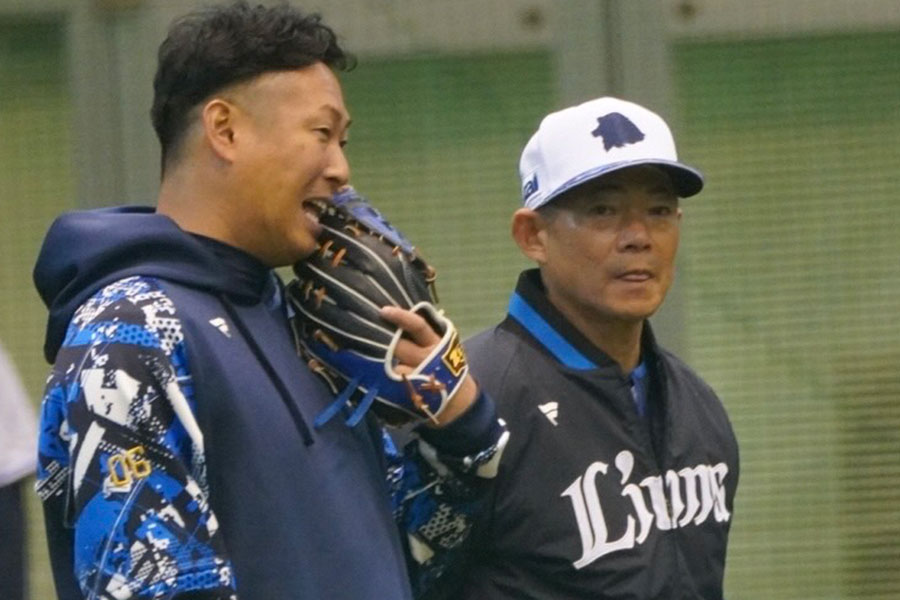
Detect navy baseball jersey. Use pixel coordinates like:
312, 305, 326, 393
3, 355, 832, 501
446, 270, 739, 599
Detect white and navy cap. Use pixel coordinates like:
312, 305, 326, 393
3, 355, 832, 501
519, 96, 704, 209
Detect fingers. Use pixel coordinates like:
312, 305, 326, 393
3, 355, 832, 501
389, 338, 424, 373
380, 306, 441, 369
379, 306, 440, 346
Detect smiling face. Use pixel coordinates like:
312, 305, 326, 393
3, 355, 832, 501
517, 165, 682, 334
222, 62, 351, 266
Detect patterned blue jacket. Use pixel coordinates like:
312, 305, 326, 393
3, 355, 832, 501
34, 207, 507, 600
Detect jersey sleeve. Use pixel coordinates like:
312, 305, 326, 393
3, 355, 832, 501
385, 391, 509, 597
35, 276, 238, 600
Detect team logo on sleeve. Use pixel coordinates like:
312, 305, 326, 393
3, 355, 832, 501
107, 445, 152, 488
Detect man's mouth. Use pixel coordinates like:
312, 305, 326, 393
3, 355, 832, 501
301, 198, 331, 238
302, 198, 330, 224
617, 270, 653, 282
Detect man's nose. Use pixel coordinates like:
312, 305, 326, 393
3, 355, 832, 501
617, 212, 652, 251
325, 145, 350, 189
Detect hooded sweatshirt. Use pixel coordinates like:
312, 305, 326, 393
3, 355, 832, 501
33, 206, 505, 600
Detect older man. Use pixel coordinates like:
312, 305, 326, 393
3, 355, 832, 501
444, 96, 739, 599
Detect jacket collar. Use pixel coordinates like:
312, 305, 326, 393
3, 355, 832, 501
506, 269, 660, 372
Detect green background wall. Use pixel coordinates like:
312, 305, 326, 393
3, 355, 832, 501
1, 19, 73, 600
674, 31, 900, 598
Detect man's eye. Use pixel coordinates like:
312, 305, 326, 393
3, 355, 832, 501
588, 204, 614, 216
650, 205, 675, 216
314, 127, 331, 139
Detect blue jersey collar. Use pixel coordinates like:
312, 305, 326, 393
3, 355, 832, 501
508, 291, 597, 370
506, 269, 660, 374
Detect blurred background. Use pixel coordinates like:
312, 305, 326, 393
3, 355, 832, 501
1, 0, 898, 598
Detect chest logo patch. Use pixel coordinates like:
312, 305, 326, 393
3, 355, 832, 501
208, 317, 231, 338
538, 401, 559, 426
562, 449, 731, 569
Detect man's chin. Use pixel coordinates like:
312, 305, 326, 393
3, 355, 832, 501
611, 300, 664, 323
292, 243, 319, 263
280, 232, 320, 263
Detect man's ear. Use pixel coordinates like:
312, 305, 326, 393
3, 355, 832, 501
511, 208, 549, 264
201, 98, 241, 163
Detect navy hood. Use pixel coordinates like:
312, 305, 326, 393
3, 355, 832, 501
35, 206, 270, 363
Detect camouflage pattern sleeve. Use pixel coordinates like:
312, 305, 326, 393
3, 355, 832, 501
384, 413, 509, 597
35, 276, 237, 600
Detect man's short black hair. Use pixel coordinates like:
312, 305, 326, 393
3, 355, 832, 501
151, 1, 354, 172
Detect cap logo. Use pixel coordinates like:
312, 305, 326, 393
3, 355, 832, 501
523, 174, 539, 201
590, 112, 645, 151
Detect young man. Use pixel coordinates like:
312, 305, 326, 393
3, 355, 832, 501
449, 97, 740, 598
33, 3, 505, 599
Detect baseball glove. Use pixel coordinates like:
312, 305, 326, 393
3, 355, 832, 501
287, 186, 470, 428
